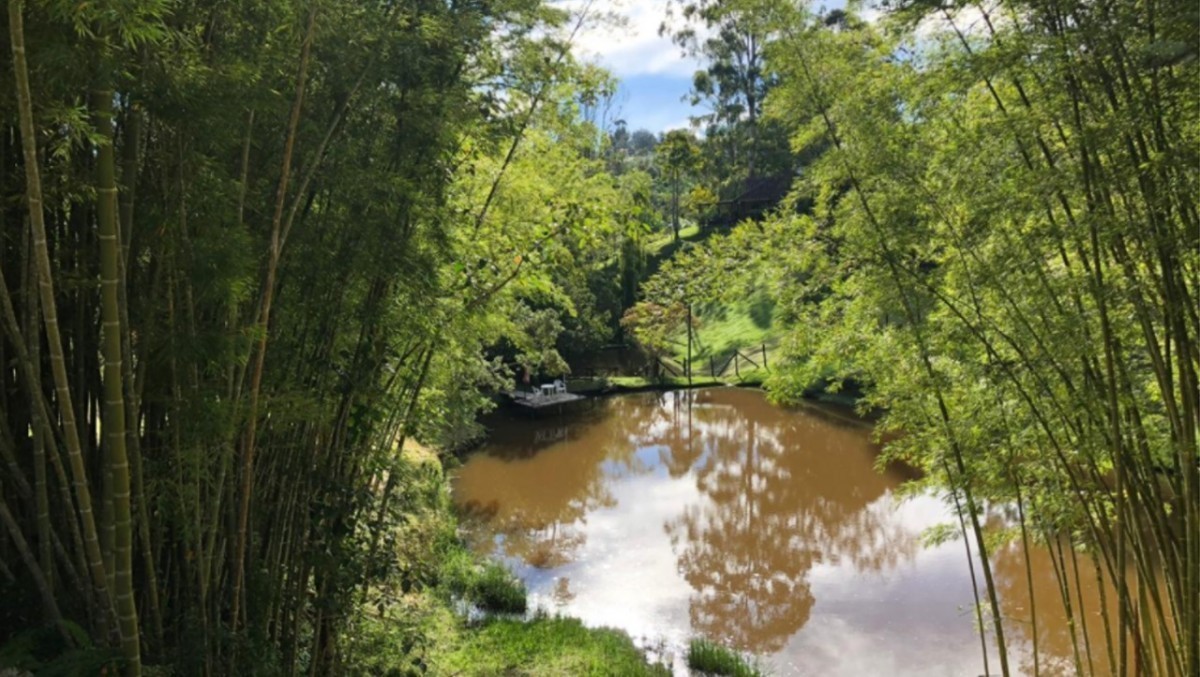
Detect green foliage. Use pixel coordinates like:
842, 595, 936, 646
645, 223, 701, 258
341, 595, 450, 677
638, 0, 1199, 671
656, 130, 701, 176
0, 0, 650, 672
684, 184, 719, 223
747, 291, 774, 330
470, 564, 529, 615
663, 0, 792, 182
680, 300, 775, 368
686, 638, 765, 677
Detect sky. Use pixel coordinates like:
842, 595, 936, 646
564, 0, 707, 134
563, 0, 862, 134
561, 1, 992, 134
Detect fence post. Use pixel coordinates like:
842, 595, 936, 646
734, 353, 740, 378
762, 344, 768, 371
686, 303, 693, 386
709, 355, 715, 378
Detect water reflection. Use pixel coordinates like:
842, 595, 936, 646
662, 390, 916, 652
452, 388, 1105, 675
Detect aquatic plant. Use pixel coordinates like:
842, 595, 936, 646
686, 638, 765, 677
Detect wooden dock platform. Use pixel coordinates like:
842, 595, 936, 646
508, 391, 587, 409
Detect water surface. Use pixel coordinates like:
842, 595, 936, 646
453, 388, 1110, 675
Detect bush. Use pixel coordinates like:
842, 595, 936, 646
0, 623, 121, 677
686, 638, 764, 677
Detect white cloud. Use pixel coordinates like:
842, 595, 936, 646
911, 3, 997, 40
559, 0, 705, 78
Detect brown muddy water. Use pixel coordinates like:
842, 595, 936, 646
452, 388, 1116, 676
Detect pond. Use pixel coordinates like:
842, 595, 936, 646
452, 387, 1113, 676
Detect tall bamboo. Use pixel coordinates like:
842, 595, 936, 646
7, 0, 116, 640
93, 86, 141, 675
231, 4, 317, 632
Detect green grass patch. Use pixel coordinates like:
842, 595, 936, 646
607, 375, 725, 391
687, 638, 765, 677
724, 367, 768, 387
684, 306, 772, 362
672, 295, 780, 379
645, 222, 702, 258
565, 377, 607, 393
438, 549, 527, 614
437, 616, 670, 676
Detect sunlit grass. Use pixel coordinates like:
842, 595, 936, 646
606, 375, 725, 390
671, 295, 779, 378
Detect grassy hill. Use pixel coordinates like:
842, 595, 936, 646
668, 292, 781, 380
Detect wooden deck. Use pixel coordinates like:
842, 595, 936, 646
508, 391, 587, 409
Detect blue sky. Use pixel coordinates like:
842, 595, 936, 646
609, 73, 702, 133
565, 0, 893, 134
565, 0, 706, 134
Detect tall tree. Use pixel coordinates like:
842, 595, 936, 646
656, 129, 701, 240
662, 0, 774, 179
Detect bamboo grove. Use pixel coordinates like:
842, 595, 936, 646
0, 0, 647, 673
643, 0, 1198, 674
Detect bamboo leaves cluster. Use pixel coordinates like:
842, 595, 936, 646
640, 1, 1198, 673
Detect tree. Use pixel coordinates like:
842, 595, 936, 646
662, 0, 778, 180
655, 129, 701, 240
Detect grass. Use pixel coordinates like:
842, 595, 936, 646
438, 549, 527, 614
596, 370, 766, 393
564, 376, 608, 394
687, 639, 765, 677
723, 367, 768, 387
400, 437, 439, 468
437, 615, 670, 676
607, 375, 726, 390
663, 294, 781, 387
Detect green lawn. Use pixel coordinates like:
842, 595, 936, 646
671, 296, 780, 378
607, 375, 726, 390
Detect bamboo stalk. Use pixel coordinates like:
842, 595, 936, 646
232, 4, 317, 635
7, 0, 116, 641
93, 85, 142, 676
